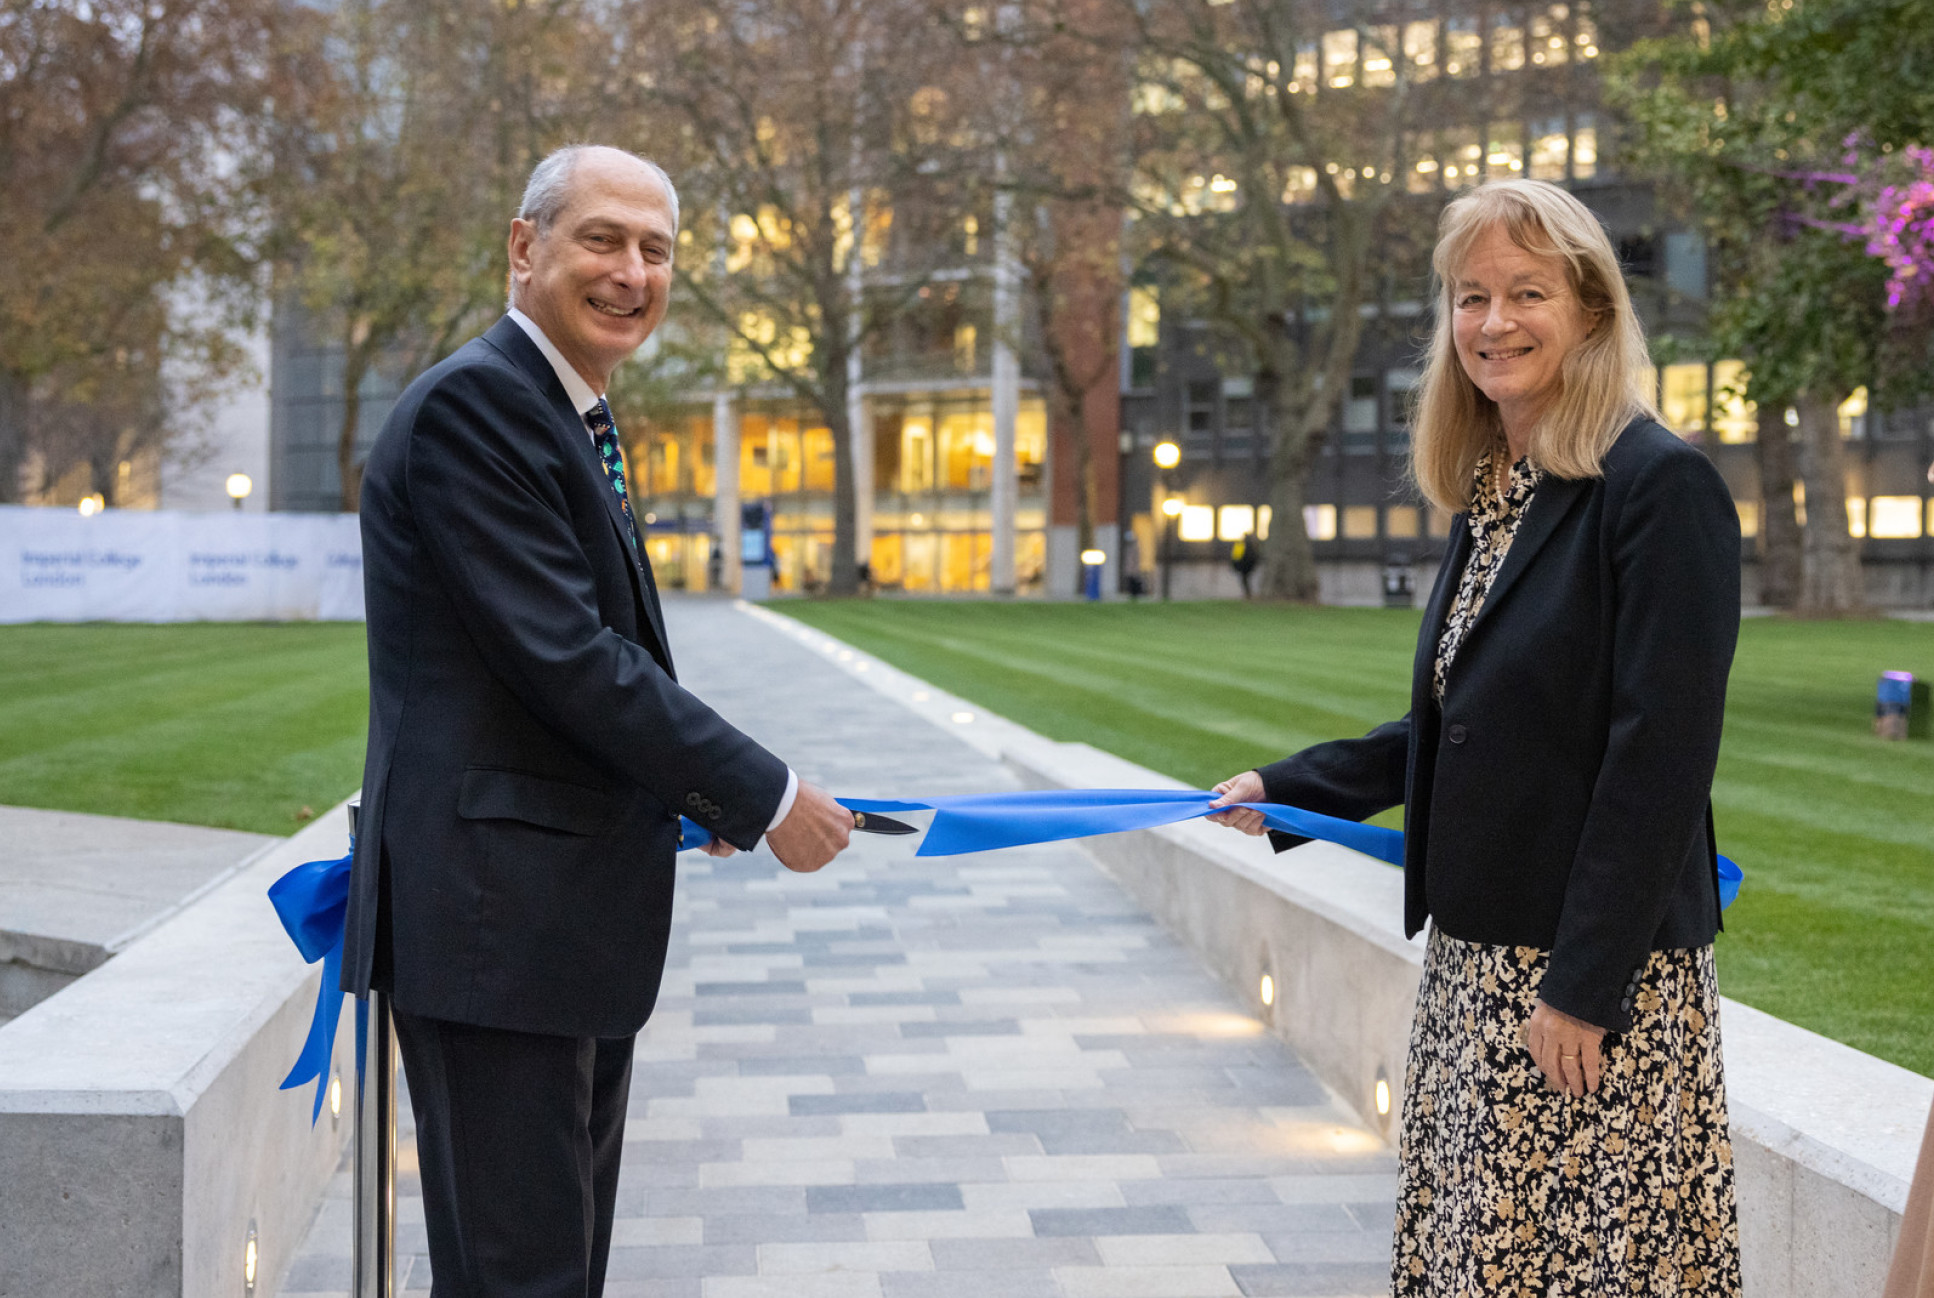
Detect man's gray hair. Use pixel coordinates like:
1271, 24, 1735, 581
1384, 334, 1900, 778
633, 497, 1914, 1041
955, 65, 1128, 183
517, 144, 681, 234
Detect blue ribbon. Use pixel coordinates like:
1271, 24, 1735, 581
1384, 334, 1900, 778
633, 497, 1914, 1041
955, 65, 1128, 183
268, 817, 717, 1123
838, 788, 1742, 908
266, 843, 353, 1124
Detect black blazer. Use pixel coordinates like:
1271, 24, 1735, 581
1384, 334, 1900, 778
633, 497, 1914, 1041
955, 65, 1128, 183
342, 316, 788, 1039
1258, 417, 1740, 1031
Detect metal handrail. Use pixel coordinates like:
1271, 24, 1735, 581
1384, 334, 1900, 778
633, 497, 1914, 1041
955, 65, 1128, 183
346, 800, 396, 1298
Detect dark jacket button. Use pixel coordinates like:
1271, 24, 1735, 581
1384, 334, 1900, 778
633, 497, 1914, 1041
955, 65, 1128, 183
707, 807, 722, 821
1620, 996, 1634, 1013
1447, 724, 1467, 744
686, 792, 702, 807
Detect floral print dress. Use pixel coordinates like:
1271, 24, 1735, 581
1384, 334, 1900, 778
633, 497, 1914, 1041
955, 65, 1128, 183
1391, 452, 1743, 1297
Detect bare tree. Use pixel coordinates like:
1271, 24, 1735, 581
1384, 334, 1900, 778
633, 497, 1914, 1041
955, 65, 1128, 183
0, 0, 305, 502
630, 0, 972, 595
1017, 0, 1433, 600
271, 0, 618, 510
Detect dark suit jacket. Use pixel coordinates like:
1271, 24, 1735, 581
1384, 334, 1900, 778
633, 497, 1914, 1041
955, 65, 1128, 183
342, 316, 789, 1039
1257, 417, 1740, 1031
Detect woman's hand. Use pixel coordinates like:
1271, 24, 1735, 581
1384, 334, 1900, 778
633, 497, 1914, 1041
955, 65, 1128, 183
1524, 998, 1608, 1098
1206, 770, 1269, 836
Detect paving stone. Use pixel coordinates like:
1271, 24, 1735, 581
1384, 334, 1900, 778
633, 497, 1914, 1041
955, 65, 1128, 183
284, 599, 1396, 1298
1226, 1261, 1389, 1296
793, 1091, 929, 1116
808, 1183, 967, 1214
1028, 1205, 1195, 1237
881, 1270, 1061, 1298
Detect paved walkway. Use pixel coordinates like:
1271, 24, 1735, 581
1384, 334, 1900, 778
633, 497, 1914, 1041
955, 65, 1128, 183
283, 598, 1396, 1298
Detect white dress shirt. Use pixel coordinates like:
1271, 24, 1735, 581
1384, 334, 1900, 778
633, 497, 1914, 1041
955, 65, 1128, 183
506, 308, 798, 834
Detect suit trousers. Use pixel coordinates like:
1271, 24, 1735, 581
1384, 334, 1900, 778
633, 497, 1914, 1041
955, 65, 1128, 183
393, 1007, 636, 1298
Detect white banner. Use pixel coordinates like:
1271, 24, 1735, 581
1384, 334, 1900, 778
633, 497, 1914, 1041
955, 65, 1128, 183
0, 506, 365, 623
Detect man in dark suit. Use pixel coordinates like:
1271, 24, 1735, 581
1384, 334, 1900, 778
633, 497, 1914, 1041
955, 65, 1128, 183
343, 144, 854, 1297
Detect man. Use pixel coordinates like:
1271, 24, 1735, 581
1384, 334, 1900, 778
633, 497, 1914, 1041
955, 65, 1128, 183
343, 144, 854, 1296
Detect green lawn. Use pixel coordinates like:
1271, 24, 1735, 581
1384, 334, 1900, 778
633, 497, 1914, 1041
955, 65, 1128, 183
775, 600, 1934, 1077
0, 623, 370, 836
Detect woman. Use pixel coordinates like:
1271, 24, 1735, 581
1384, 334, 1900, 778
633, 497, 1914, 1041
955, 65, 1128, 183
1209, 179, 1743, 1295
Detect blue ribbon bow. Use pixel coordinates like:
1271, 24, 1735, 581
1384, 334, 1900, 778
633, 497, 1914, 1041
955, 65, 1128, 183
267, 817, 717, 1124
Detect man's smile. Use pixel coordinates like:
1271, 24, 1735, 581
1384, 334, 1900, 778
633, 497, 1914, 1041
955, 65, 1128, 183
588, 296, 642, 318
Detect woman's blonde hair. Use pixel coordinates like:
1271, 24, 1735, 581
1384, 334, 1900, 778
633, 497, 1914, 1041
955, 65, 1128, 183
1409, 179, 1658, 513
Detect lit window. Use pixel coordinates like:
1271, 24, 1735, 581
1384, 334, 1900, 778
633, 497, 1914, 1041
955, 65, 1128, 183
1487, 123, 1524, 176
1386, 506, 1422, 539
1292, 43, 1319, 93
1404, 20, 1438, 78
1661, 364, 1708, 436
1735, 500, 1759, 538
1576, 12, 1599, 57
1218, 504, 1257, 541
1127, 287, 1161, 349
1530, 8, 1568, 65
1529, 120, 1568, 180
1573, 121, 1598, 177
1847, 497, 1867, 538
1839, 387, 1868, 438
1343, 505, 1379, 539
954, 324, 978, 373
1712, 359, 1756, 444
1323, 29, 1357, 87
1178, 505, 1216, 542
1363, 26, 1398, 87
1444, 18, 1481, 76
1441, 129, 1481, 188
1258, 504, 1273, 539
1303, 504, 1337, 541
1491, 16, 1525, 70
1868, 497, 1925, 539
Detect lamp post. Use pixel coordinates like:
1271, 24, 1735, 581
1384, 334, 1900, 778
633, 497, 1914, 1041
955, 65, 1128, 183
226, 473, 253, 512
1160, 496, 1183, 601
1151, 441, 1180, 602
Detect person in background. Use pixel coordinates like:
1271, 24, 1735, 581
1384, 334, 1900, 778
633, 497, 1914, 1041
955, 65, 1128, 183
1230, 530, 1259, 598
1207, 178, 1744, 1295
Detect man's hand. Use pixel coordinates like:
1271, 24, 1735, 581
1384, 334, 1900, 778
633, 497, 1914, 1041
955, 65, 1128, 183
765, 781, 852, 873
1524, 998, 1608, 1098
1206, 770, 1269, 836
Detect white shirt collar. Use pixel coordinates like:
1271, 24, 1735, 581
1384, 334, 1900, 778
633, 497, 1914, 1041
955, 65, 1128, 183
507, 308, 600, 420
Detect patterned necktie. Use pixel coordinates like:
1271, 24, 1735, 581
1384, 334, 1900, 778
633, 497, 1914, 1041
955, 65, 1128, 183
585, 398, 641, 552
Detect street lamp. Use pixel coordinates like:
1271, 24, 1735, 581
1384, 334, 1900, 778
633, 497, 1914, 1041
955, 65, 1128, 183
1160, 495, 1184, 600
226, 473, 253, 512
1152, 441, 1180, 470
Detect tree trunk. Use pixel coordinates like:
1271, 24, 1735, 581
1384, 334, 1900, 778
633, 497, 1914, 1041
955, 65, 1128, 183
825, 359, 860, 597
1794, 390, 1863, 613
1259, 368, 1321, 602
1755, 408, 1801, 608
0, 370, 25, 504
337, 339, 373, 513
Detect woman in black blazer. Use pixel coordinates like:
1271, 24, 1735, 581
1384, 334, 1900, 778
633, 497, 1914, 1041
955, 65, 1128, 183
1210, 179, 1744, 1295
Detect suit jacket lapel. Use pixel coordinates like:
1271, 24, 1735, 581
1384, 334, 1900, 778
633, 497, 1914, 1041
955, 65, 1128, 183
1463, 473, 1589, 645
481, 317, 675, 672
